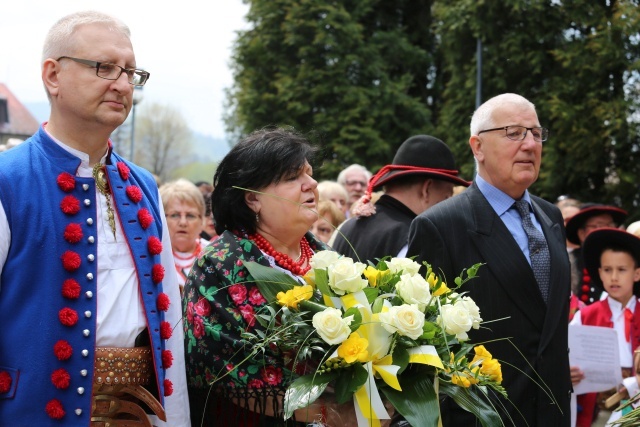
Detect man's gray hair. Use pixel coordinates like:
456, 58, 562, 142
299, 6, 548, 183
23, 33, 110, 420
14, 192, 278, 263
42, 11, 130, 64
470, 93, 536, 136
337, 164, 372, 186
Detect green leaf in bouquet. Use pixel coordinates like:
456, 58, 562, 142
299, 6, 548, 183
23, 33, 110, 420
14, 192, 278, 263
343, 306, 363, 332
313, 268, 334, 296
333, 363, 369, 404
372, 296, 385, 314
363, 287, 380, 304
392, 345, 409, 374
380, 367, 440, 427
243, 261, 299, 303
298, 299, 330, 314
420, 322, 438, 340
283, 371, 339, 419
439, 380, 502, 427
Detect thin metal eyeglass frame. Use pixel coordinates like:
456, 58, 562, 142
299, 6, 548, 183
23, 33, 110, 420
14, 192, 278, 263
57, 56, 150, 86
477, 126, 549, 142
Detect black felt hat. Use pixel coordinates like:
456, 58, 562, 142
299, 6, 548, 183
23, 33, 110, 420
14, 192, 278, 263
370, 135, 470, 191
565, 203, 628, 245
582, 227, 640, 297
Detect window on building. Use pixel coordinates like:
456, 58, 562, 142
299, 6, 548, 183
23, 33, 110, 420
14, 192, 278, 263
0, 99, 8, 124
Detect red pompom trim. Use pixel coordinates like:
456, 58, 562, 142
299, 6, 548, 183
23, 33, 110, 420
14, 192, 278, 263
160, 321, 173, 340
53, 340, 73, 360
60, 195, 80, 215
157, 293, 170, 312
117, 162, 130, 180
63, 223, 83, 244
138, 208, 154, 230
0, 371, 12, 394
56, 172, 76, 192
59, 307, 78, 327
163, 379, 174, 396
51, 368, 70, 389
147, 236, 163, 255
151, 264, 165, 284
61, 279, 81, 299
45, 399, 65, 419
126, 185, 143, 203
61, 251, 81, 272
162, 350, 174, 369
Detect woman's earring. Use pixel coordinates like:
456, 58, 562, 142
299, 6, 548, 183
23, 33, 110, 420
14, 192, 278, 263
256, 212, 259, 223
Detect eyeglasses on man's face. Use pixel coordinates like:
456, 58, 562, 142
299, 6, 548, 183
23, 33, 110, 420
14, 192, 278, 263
478, 125, 549, 143
57, 56, 150, 86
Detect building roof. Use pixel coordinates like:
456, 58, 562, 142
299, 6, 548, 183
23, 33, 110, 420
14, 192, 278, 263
0, 83, 40, 137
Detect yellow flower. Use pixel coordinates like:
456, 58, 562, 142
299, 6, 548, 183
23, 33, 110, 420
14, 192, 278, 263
337, 332, 369, 364
470, 345, 493, 366
428, 272, 450, 296
451, 366, 479, 388
276, 285, 314, 309
480, 358, 503, 384
363, 266, 389, 287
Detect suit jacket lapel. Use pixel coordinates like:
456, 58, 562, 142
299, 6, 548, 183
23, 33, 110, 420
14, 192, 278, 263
466, 186, 547, 330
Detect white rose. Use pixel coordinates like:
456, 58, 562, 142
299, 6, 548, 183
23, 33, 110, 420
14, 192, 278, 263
379, 304, 425, 340
458, 296, 482, 329
310, 250, 343, 270
328, 258, 368, 295
312, 307, 353, 345
386, 258, 421, 276
395, 273, 432, 311
437, 303, 473, 341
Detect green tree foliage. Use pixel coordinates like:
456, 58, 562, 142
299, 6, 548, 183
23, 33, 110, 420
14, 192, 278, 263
225, 0, 437, 178
227, 0, 640, 214
544, 0, 640, 212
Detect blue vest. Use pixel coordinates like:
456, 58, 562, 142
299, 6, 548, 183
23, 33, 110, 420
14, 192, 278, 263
0, 127, 170, 426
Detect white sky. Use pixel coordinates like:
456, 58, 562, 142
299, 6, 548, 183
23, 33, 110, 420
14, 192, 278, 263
0, 1, 250, 138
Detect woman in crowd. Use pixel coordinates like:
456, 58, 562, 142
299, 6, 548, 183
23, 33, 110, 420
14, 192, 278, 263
310, 199, 345, 244
159, 178, 209, 293
183, 128, 354, 426
317, 180, 349, 216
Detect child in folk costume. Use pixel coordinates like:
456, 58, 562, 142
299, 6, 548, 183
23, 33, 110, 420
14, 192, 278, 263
570, 228, 640, 426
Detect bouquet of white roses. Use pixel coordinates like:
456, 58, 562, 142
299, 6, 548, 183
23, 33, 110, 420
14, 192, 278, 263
242, 251, 506, 427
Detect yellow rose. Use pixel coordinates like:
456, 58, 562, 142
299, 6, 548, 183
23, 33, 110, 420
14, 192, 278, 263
276, 285, 314, 309
337, 332, 369, 364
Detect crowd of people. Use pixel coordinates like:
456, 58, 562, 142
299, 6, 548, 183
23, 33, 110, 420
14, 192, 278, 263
2, 9, 640, 427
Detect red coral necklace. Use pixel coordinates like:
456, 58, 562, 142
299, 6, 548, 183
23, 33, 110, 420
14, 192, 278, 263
249, 233, 313, 276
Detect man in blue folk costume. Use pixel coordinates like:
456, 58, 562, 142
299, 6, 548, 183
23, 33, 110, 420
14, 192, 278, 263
0, 11, 189, 426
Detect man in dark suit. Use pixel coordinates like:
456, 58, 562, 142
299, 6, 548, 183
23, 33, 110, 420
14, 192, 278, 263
407, 93, 571, 426
332, 134, 469, 264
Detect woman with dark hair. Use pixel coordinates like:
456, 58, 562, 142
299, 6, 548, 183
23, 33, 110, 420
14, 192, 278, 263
183, 128, 343, 426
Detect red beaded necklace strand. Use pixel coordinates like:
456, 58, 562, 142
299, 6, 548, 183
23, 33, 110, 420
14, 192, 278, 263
249, 233, 313, 276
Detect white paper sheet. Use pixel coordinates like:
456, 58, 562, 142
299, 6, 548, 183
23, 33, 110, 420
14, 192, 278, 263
569, 324, 623, 395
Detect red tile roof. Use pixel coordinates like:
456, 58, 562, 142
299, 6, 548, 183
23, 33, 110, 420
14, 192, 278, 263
0, 83, 40, 137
